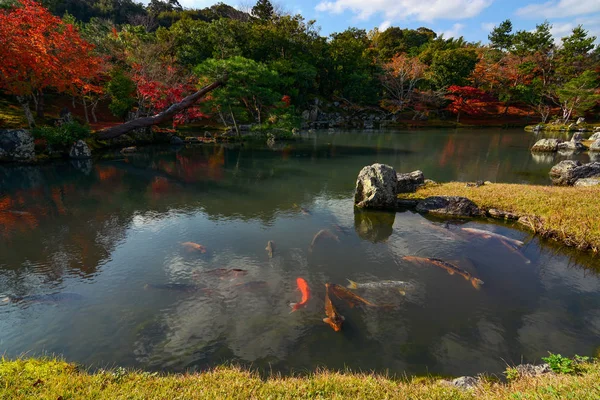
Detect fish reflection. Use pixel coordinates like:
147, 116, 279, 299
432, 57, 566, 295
181, 242, 207, 253
290, 277, 310, 312
347, 279, 413, 295
499, 239, 531, 264
266, 241, 275, 258
461, 227, 524, 247
1, 292, 83, 304
328, 283, 378, 307
308, 229, 340, 253
293, 203, 311, 215
403, 256, 484, 289
323, 283, 344, 332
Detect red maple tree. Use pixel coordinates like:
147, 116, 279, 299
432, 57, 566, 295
446, 85, 487, 123
0, 0, 103, 126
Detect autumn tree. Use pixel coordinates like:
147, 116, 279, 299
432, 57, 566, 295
379, 54, 427, 112
0, 0, 104, 127
446, 85, 487, 123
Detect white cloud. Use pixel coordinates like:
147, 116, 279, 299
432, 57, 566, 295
315, 0, 493, 22
516, 0, 600, 18
549, 15, 600, 44
481, 22, 497, 32
443, 23, 465, 38
379, 20, 392, 31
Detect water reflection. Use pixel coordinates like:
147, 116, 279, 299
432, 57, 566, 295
0, 129, 599, 377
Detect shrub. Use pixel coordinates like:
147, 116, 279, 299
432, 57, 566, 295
32, 121, 91, 147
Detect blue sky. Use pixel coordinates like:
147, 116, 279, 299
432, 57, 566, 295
173, 0, 600, 43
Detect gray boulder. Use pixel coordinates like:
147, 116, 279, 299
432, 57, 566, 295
589, 132, 600, 141
69, 140, 92, 159
557, 141, 587, 152
449, 376, 479, 390
571, 132, 584, 142
416, 196, 482, 217
0, 129, 35, 162
574, 177, 600, 187
396, 170, 425, 193
487, 208, 520, 220
354, 163, 398, 209
576, 117, 585, 125
170, 136, 184, 145
514, 364, 551, 378
549, 160, 600, 186
531, 138, 561, 152
589, 139, 600, 152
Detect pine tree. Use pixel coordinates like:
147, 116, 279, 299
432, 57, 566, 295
251, 0, 274, 21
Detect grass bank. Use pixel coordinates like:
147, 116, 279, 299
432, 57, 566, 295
1, 358, 600, 399
400, 182, 600, 253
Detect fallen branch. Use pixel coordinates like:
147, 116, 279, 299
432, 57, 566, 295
95, 80, 224, 140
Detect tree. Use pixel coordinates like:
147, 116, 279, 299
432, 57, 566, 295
379, 54, 427, 112
512, 21, 553, 56
251, 0, 274, 21
488, 20, 513, 52
446, 85, 487, 123
0, 0, 103, 126
557, 26, 597, 81
556, 70, 600, 123
430, 48, 478, 89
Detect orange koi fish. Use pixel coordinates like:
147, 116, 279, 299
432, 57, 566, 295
182, 242, 207, 253
403, 256, 484, 289
328, 283, 378, 307
461, 228, 524, 247
290, 277, 311, 312
323, 283, 344, 331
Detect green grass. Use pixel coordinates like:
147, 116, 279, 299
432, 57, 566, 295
1, 358, 600, 399
0, 97, 27, 128
400, 182, 600, 253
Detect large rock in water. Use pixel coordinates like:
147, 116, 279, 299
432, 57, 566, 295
557, 141, 587, 152
415, 196, 482, 217
0, 129, 35, 162
354, 163, 398, 209
589, 139, 600, 152
396, 170, 425, 193
589, 132, 600, 141
69, 140, 92, 159
531, 138, 561, 152
549, 160, 600, 186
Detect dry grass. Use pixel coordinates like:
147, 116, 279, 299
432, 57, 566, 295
1, 358, 599, 399
401, 182, 600, 253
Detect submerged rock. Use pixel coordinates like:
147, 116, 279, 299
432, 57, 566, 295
396, 170, 425, 193
69, 140, 92, 159
549, 160, 600, 186
531, 138, 561, 152
354, 163, 398, 209
415, 196, 482, 217
0, 129, 35, 162
354, 209, 395, 243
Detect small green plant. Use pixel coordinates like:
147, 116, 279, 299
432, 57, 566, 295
504, 367, 520, 381
542, 353, 575, 374
32, 121, 91, 147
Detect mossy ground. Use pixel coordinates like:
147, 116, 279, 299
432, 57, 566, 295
400, 182, 600, 253
1, 358, 600, 399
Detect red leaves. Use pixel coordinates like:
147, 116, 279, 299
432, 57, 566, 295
446, 85, 487, 118
0, 0, 103, 97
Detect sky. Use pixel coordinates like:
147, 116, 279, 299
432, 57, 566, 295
167, 0, 600, 44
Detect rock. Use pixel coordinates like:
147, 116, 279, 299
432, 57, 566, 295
450, 376, 478, 390
549, 160, 600, 186
424, 179, 437, 185
70, 159, 93, 174
466, 180, 485, 188
354, 164, 398, 210
120, 146, 137, 154
488, 208, 520, 220
396, 170, 425, 193
354, 209, 396, 243
567, 123, 576, 131
533, 124, 542, 132
557, 141, 587, 152
574, 177, 600, 187
68, 140, 91, 159
170, 136, 184, 145
396, 199, 419, 208
589, 132, 600, 141
571, 132, 584, 142
576, 117, 585, 125
363, 121, 374, 129
0, 129, 35, 162
531, 138, 561, 152
589, 139, 600, 151
415, 196, 482, 217
514, 364, 551, 378
239, 124, 252, 131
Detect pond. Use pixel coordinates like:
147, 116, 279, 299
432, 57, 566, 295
0, 128, 599, 377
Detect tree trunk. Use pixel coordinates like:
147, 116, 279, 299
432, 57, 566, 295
96, 80, 223, 140
229, 105, 240, 137
36, 91, 45, 119
16, 95, 35, 128
82, 96, 89, 123
91, 100, 98, 123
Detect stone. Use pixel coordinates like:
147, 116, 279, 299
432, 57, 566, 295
571, 132, 584, 142
549, 160, 600, 186
567, 123, 576, 130
354, 209, 396, 243
514, 364, 551, 378
170, 136, 184, 145
450, 376, 479, 390
396, 170, 425, 193
589, 139, 600, 151
424, 179, 437, 185
488, 208, 520, 220
531, 138, 561, 152
354, 163, 398, 209
0, 129, 35, 162
415, 196, 482, 217
576, 117, 585, 125
68, 140, 91, 159
396, 199, 419, 208
120, 146, 137, 154
574, 177, 600, 187
589, 132, 600, 141
557, 141, 587, 152
466, 180, 485, 188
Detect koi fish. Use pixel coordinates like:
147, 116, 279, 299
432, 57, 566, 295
328, 283, 377, 307
144, 283, 204, 293
347, 279, 413, 295
1, 293, 83, 304
266, 241, 275, 258
290, 277, 311, 312
323, 283, 344, 332
308, 229, 340, 253
293, 203, 311, 215
461, 228, 524, 247
499, 239, 531, 264
403, 256, 484, 289
181, 242, 207, 253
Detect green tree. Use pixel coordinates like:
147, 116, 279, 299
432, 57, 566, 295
251, 0, 274, 21
106, 69, 137, 119
488, 19, 513, 52
512, 21, 553, 56
429, 48, 478, 88
556, 70, 600, 123
557, 26, 597, 81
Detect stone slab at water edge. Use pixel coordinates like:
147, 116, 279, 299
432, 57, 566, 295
354, 164, 427, 209
0, 129, 35, 162
549, 160, 600, 186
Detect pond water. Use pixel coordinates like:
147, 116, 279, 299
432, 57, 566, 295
1, 128, 599, 377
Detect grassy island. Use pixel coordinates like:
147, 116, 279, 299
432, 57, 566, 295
400, 183, 600, 254
1, 358, 600, 399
